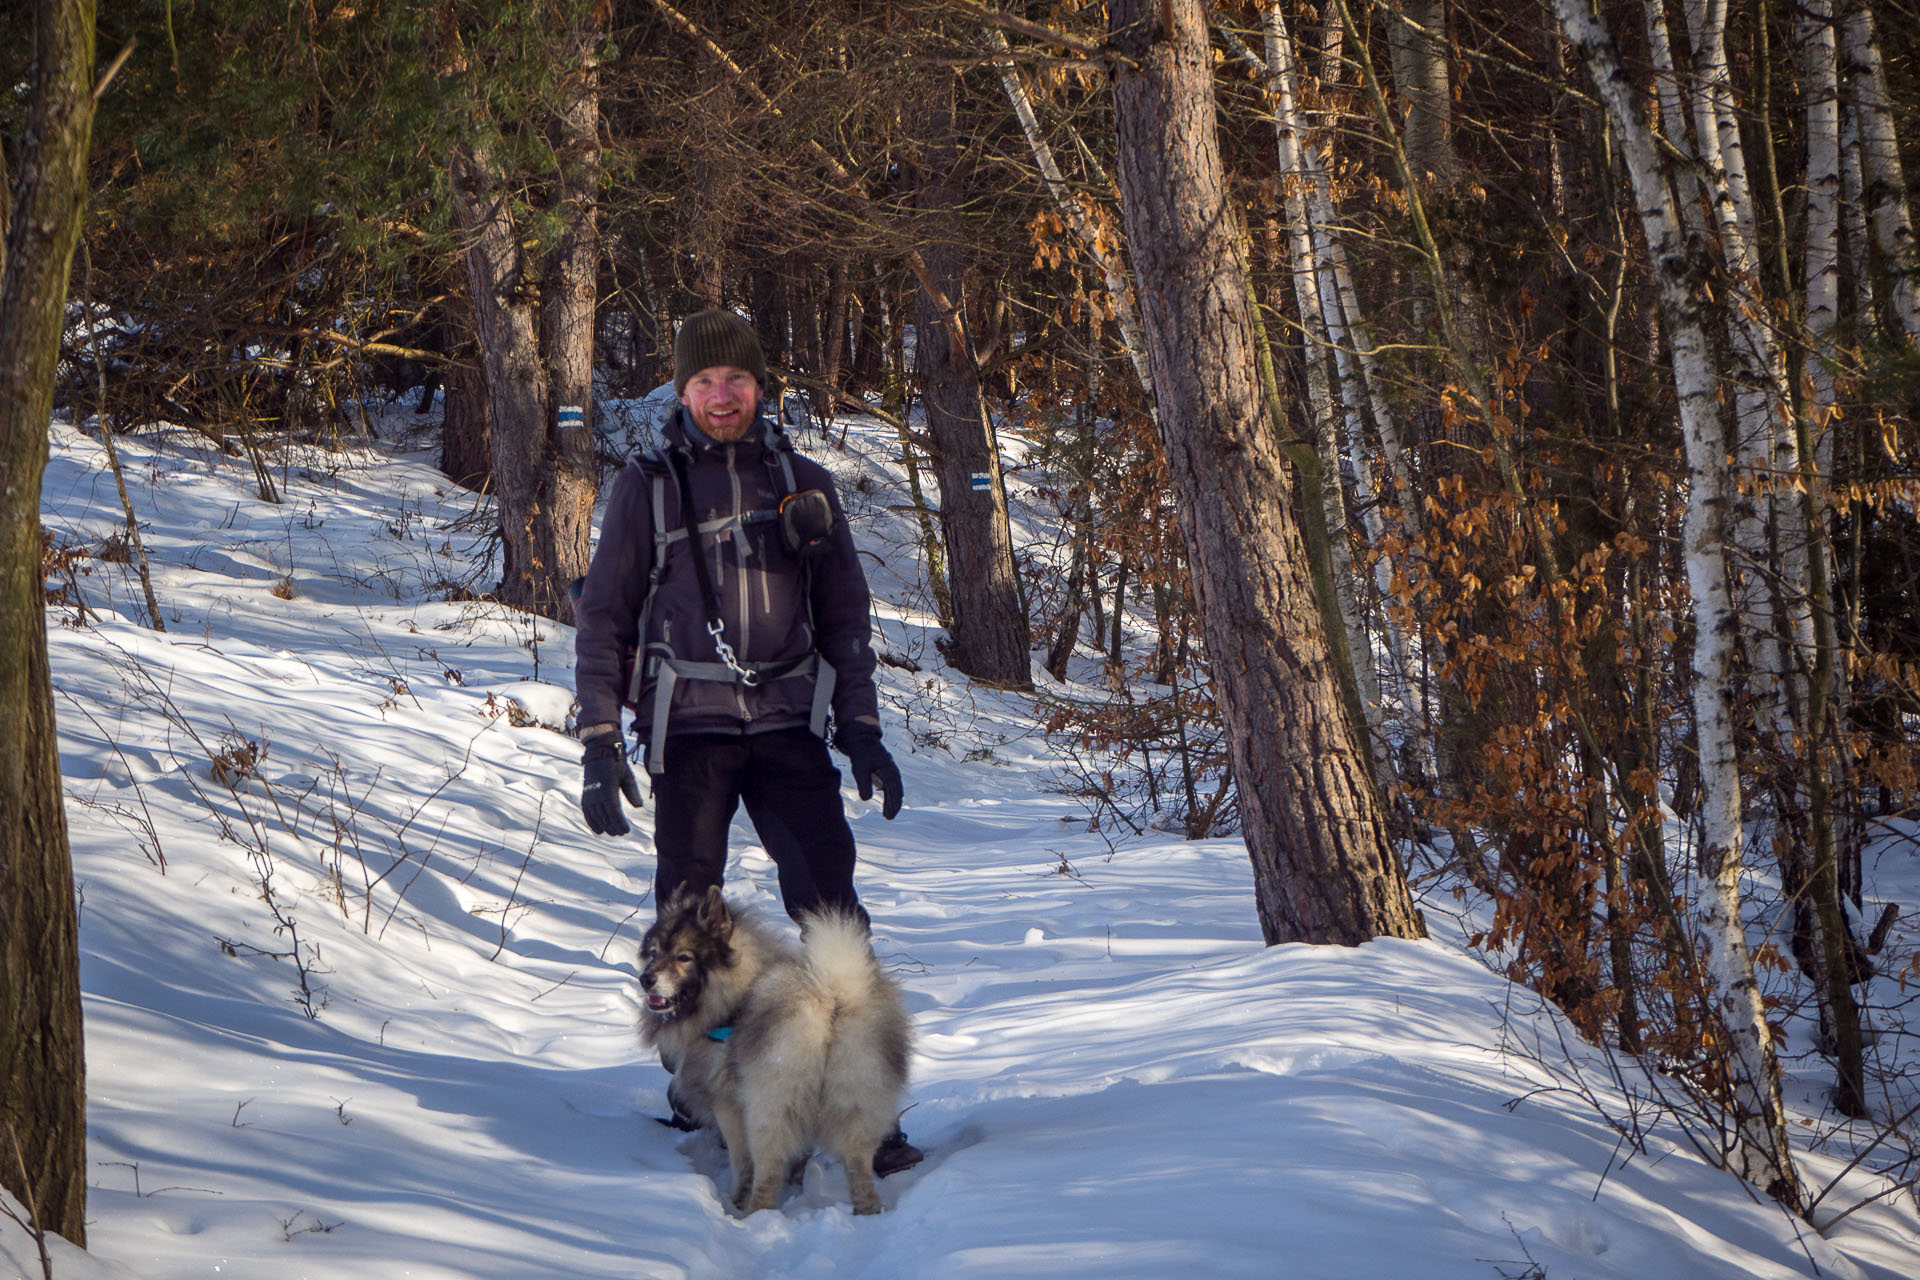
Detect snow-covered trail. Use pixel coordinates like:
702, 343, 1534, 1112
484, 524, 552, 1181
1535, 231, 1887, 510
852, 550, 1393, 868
10, 416, 1917, 1279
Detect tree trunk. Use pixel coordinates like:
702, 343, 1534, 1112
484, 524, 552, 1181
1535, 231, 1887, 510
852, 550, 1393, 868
1047, 333, 1103, 682
1841, 2, 1920, 344
1045, 484, 1090, 682
632, 248, 667, 393
1227, 13, 1391, 781
1107, 0, 1424, 946
988, 28, 1157, 415
1803, 0, 1844, 432
1244, 267, 1377, 776
446, 12, 600, 622
440, 356, 493, 492
818, 260, 850, 422
850, 267, 885, 395
882, 274, 909, 418
540, 21, 601, 617
1839, 82, 1875, 333
912, 72, 1032, 689
750, 264, 788, 367
1388, 0, 1454, 187
894, 414, 953, 629
1640, 0, 1709, 241
1254, 0, 1428, 755
1681, 0, 1804, 770
0, 0, 94, 1247
1556, 0, 1801, 1207
1796, 0, 1867, 1117
451, 137, 560, 613
790, 266, 819, 393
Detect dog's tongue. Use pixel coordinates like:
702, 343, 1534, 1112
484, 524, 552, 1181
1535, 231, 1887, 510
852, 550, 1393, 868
647, 995, 671, 1012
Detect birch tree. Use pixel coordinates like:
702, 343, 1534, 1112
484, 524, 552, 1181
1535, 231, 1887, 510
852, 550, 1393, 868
1214, 10, 1390, 778
1387, 0, 1453, 188
1555, 0, 1801, 1206
1841, 0, 1920, 343
1804, 0, 1845, 428
1671, 0, 1811, 764
986, 27, 1156, 416
1794, 0, 1868, 1118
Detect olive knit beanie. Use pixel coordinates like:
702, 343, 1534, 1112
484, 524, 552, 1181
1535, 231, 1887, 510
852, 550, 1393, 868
673, 310, 768, 396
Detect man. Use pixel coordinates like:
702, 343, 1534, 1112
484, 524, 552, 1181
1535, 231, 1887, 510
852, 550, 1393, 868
574, 307, 903, 918
573, 309, 920, 1170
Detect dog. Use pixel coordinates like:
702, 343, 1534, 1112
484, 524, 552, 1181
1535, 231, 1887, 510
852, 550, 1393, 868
638, 886, 912, 1215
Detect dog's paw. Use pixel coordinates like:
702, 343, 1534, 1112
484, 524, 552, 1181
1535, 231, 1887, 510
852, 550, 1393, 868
727, 1167, 755, 1213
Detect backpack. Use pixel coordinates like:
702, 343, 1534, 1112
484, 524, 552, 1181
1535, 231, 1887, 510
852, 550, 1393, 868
585, 420, 838, 775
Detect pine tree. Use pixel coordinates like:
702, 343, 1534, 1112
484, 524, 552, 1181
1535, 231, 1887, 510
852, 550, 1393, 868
1107, 0, 1424, 946
0, 0, 96, 1246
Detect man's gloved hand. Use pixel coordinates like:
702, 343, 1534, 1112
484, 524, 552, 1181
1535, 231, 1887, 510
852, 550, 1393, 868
843, 737, 903, 820
582, 735, 643, 836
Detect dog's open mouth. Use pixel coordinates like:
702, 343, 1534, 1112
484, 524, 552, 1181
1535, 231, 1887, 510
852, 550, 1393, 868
645, 992, 676, 1014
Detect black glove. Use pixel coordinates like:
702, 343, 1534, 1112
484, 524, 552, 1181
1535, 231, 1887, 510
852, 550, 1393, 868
844, 737, 903, 820
581, 736, 643, 836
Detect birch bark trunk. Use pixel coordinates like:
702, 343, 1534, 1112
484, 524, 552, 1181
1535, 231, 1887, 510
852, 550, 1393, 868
1555, 0, 1801, 1206
1238, 9, 1389, 776
1387, 0, 1454, 187
1218, 8, 1426, 760
1641, 0, 1709, 239
1108, 0, 1423, 946
1795, 0, 1868, 1117
1804, 0, 1845, 426
1673, 1, 1817, 894
987, 28, 1156, 415
1306, 172, 1427, 669
1841, 2, 1920, 343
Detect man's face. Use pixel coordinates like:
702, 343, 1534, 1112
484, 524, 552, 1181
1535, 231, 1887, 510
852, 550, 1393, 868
680, 365, 761, 442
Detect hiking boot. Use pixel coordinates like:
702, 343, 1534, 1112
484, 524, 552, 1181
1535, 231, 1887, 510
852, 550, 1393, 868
873, 1129, 923, 1177
655, 1078, 702, 1131
655, 1106, 702, 1132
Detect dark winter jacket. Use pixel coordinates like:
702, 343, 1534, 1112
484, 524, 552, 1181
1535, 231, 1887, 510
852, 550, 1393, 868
573, 407, 883, 750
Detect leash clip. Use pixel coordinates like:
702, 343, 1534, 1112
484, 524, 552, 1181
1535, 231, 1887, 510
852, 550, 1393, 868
707, 618, 760, 686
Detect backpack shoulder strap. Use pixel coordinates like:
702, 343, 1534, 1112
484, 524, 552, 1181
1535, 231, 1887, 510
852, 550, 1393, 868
625, 448, 673, 709
637, 447, 671, 552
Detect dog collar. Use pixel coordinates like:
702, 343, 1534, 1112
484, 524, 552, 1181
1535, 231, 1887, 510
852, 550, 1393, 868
708, 1025, 733, 1042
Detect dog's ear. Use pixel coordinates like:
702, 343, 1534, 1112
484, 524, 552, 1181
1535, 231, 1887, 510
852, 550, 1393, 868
696, 885, 732, 940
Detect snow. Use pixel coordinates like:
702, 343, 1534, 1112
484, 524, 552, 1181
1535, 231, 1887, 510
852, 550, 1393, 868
14, 411, 1920, 1280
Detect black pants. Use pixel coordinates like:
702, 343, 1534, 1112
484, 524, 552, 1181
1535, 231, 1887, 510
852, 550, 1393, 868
651, 727, 864, 923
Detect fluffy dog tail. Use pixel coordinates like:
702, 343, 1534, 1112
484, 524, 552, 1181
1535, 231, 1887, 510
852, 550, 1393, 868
800, 909, 887, 997
797, 908, 912, 1213
800, 909, 912, 1084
